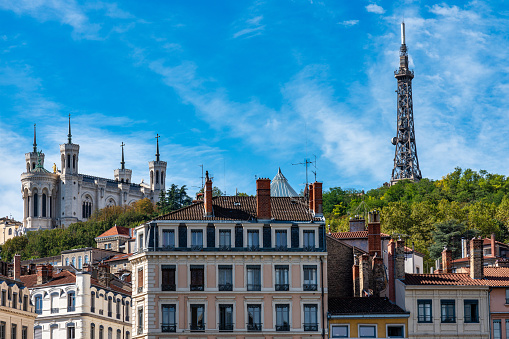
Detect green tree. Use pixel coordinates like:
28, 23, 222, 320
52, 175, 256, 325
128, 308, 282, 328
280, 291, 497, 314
158, 184, 193, 214
429, 219, 470, 260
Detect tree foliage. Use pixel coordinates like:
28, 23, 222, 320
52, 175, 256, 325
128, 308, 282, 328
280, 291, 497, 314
157, 184, 193, 215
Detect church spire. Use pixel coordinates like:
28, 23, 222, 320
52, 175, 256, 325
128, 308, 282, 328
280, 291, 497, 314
67, 114, 72, 144
155, 134, 160, 162
120, 142, 125, 170
33, 124, 37, 153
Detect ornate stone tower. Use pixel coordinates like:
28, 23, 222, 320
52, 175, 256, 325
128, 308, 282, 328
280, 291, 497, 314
148, 134, 167, 201
59, 115, 80, 226
114, 142, 133, 184
390, 22, 422, 185
25, 124, 43, 172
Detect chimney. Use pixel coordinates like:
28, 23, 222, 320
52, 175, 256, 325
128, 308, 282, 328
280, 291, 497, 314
256, 178, 271, 220
442, 247, 453, 273
388, 239, 405, 302
309, 183, 314, 211
470, 237, 484, 279
461, 238, 467, 258
98, 263, 112, 287
349, 217, 365, 232
36, 264, 53, 285
352, 262, 360, 297
13, 254, 21, 281
372, 256, 385, 297
368, 211, 381, 258
312, 182, 323, 216
204, 171, 213, 217
359, 254, 371, 297
491, 233, 496, 257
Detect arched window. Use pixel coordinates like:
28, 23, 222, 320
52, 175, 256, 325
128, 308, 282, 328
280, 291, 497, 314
26, 163, 30, 172
32, 162, 35, 169
82, 196, 92, 219
90, 324, 95, 339
121, 178, 124, 183
8, 229, 11, 236
71, 257, 76, 267
78, 256, 82, 269
108, 297, 112, 317
156, 170, 159, 184
33, 193, 39, 217
67, 154, 71, 168
85, 255, 89, 264
108, 327, 112, 339
42, 193, 47, 217
61, 154, 65, 170
116, 299, 120, 319
150, 171, 153, 185
99, 326, 104, 339
34, 295, 42, 314
116, 329, 121, 339
161, 171, 164, 185
65, 258, 69, 266
67, 291, 75, 311
73, 154, 76, 168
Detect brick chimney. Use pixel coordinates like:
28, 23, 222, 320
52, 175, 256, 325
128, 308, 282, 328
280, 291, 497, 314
372, 256, 385, 297
349, 217, 365, 232
470, 237, 484, 279
36, 264, 53, 285
359, 254, 371, 297
442, 247, 452, 273
388, 239, 405, 302
491, 233, 496, 257
97, 263, 112, 287
352, 262, 360, 297
311, 182, 323, 216
309, 183, 314, 211
13, 254, 21, 281
368, 211, 381, 258
256, 178, 271, 220
204, 171, 213, 217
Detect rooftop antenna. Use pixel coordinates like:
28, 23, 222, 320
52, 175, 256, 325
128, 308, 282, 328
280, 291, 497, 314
199, 164, 204, 188
292, 156, 317, 188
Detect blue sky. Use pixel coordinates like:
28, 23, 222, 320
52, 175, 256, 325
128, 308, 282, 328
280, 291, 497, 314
1, 0, 508, 221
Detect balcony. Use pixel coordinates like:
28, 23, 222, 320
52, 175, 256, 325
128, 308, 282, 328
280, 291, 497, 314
218, 283, 233, 291
219, 323, 234, 331
191, 245, 203, 251
303, 246, 315, 252
247, 245, 259, 251
190, 285, 204, 291
162, 284, 176, 291
275, 246, 288, 251
276, 324, 290, 331
161, 323, 176, 332
303, 284, 317, 291
137, 287, 143, 293
219, 245, 231, 251
189, 323, 205, 331
247, 323, 262, 331
67, 306, 75, 312
275, 284, 289, 291
304, 323, 318, 331
51, 308, 59, 314
247, 284, 261, 291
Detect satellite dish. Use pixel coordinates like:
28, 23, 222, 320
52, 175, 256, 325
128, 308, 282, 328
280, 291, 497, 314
391, 137, 398, 145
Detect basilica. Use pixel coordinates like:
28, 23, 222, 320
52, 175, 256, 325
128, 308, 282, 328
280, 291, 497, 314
20, 117, 166, 230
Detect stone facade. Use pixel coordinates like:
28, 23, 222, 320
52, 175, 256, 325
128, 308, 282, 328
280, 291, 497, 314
0, 217, 22, 245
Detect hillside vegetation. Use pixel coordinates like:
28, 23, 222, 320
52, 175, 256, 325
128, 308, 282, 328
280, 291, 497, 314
324, 168, 509, 266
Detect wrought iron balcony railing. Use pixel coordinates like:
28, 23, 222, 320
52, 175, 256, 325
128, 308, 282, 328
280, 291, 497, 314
189, 323, 205, 331
247, 323, 262, 331
162, 284, 176, 291
276, 324, 290, 331
275, 284, 289, 291
51, 308, 59, 314
303, 283, 317, 291
161, 323, 176, 332
190, 284, 204, 291
304, 323, 318, 331
218, 283, 233, 291
218, 323, 234, 331
247, 284, 261, 291
67, 306, 75, 312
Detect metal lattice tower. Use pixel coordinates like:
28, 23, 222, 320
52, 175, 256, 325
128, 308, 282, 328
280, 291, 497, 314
390, 22, 422, 185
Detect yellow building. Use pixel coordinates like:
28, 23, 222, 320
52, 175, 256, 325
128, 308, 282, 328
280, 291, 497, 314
0, 217, 22, 245
328, 297, 409, 338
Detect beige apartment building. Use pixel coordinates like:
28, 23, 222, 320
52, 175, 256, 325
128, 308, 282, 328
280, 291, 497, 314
130, 174, 328, 338
0, 217, 22, 245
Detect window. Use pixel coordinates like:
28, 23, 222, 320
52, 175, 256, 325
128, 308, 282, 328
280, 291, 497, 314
387, 325, 404, 338
33, 193, 38, 217
78, 256, 82, 269
90, 324, 95, 339
247, 305, 261, 331
331, 325, 348, 338
85, 255, 89, 264
116, 299, 121, 319
161, 304, 176, 332
137, 268, 143, 293
190, 305, 205, 331
441, 300, 455, 323
91, 292, 95, 313
275, 265, 289, 291
107, 328, 112, 339
66, 325, 75, 339
82, 200, 92, 219
303, 265, 317, 291
219, 230, 231, 250
34, 294, 42, 314
464, 300, 479, 323
506, 289, 509, 304
71, 257, 76, 267
51, 292, 59, 313
417, 299, 432, 323
108, 297, 112, 317
191, 230, 203, 250
12, 293, 17, 309
494, 320, 501, 339
65, 258, 69, 266
23, 295, 28, 312
138, 307, 143, 334
11, 324, 16, 339
161, 265, 176, 291
275, 230, 287, 249
125, 302, 130, 321
304, 305, 318, 331
139, 234, 144, 251
125, 332, 129, 339
116, 330, 121, 339
303, 230, 315, 250
0, 322, 4, 339
219, 305, 234, 331
8, 229, 11, 236
1, 291, 4, 306
162, 230, 175, 248
247, 230, 259, 250
506, 320, 509, 339
359, 325, 376, 338
218, 265, 233, 291
67, 292, 75, 312
190, 265, 204, 291
21, 327, 27, 339
247, 265, 261, 291
99, 326, 104, 339
275, 304, 290, 331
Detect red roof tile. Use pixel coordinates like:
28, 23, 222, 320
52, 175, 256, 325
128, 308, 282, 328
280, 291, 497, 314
90, 277, 131, 295
404, 267, 509, 287
96, 225, 131, 238
104, 253, 132, 262
329, 231, 390, 240
20, 270, 76, 288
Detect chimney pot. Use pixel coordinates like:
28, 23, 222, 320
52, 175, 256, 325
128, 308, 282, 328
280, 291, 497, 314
311, 182, 323, 216
256, 178, 271, 220
470, 237, 484, 279
13, 254, 21, 281
204, 171, 213, 217
442, 247, 453, 273
368, 211, 381, 258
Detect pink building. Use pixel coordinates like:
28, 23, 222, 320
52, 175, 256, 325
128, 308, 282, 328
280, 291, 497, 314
130, 173, 327, 338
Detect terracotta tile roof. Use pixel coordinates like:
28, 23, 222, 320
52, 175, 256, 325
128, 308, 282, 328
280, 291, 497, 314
96, 225, 131, 238
405, 267, 509, 287
404, 246, 425, 257
482, 238, 509, 247
157, 196, 321, 222
329, 231, 390, 240
451, 256, 498, 264
90, 278, 131, 295
20, 270, 76, 288
329, 297, 408, 315
104, 253, 132, 262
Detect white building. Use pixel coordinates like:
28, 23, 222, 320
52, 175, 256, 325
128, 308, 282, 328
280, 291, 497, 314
21, 265, 131, 339
20, 120, 166, 229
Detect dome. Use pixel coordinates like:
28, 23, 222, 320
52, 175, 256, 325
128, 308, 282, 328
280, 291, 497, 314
271, 168, 299, 197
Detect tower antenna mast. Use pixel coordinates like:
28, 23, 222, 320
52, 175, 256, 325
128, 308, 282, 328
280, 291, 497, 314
390, 22, 422, 185
292, 156, 317, 188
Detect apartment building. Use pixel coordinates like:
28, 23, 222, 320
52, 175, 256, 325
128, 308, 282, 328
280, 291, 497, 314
130, 173, 327, 338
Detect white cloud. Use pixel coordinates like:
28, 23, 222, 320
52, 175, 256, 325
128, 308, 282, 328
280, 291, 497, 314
366, 4, 386, 14
233, 15, 265, 39
338, 20, 359, 26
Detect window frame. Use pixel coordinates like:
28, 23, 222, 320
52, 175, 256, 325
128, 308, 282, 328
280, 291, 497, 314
494, 319, 501, 339
441, 299, 456, 323
247, 265, 261, 291
330, 324, 349, 338
417, 299, 432, 323
247, 304, 262, 331
358, 324, 377, 338
386, 324, 405, 338
274, 265, 289, 291
218, 265, 233, 291
303, 265, 318, 291
275, 304, 290, 331
162, 230, 175, 249
303, 304, 318, 331
218, 304, 234, 331
190, 304, 205, 331
464, 299, 479, 323
191, 229, 204, 250
161, 304, 176, 333
219, 229, 232, 250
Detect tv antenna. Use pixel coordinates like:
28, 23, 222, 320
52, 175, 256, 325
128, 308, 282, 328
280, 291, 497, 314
292, 155, 317, 188
198, 164, 204, 188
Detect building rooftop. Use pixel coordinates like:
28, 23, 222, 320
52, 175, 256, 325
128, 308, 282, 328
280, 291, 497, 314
329, 231, 390, 240
403, 268, 509, 287
329, 297, 408, 315
157, 196, 322, 222
104, 253, 132, 263
270, 168, 299, 197
96, 225, 132, 239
